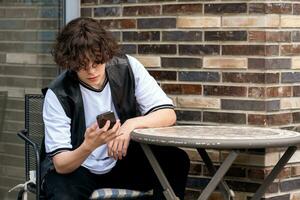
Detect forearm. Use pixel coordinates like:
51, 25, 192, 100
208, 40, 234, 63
128, 108, 176, 130
52, 142, 92, 174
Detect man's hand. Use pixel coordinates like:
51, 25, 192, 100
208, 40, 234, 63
107, 109, 176, 160
107, 119, 135, 160
52, 120, 121, 174
83, 120, 121, 152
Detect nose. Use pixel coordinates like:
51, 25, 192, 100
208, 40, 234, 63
86, 66, 96, 74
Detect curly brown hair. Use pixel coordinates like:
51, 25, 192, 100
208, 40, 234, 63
52, 17, 119, 71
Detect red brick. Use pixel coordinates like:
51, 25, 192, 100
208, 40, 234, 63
162, 84, 202, 95
248, 167, 290, 181
94, 7, 121, 17
223, 45, 278, 56
294, 4, 300, 15
281, 45, 300, 56
189, 162, 202, 175
266, 31, 291, 42
120, 19, 136, 29
248, 113, 292, 125
204, 85, 246, 97
293, 86, 300, 97
203, 112, 246, 124
205, 3, 247, 14
248, 168, 266, 180
149, 70, 176, 81
123, 31, 160, 41
179, 45, 220, 55
223, 73, 279, 84
266, 86, 292, 97
163, 31, 202, 41
138, 45, 176, 55
123, 5, 160, 16
137, 18, 176, 29
163, 4, 202, 15
248, 58, 291, 70
205, 31, 247, 41
81, 8, 92, 17
249, 3, 292, 14
176, 110, 202, 122
291, 166, 300, 177
98, 19, 136, 29
248, 87, 265, 98
226, 167, 247, 178
249, 31, 266, 42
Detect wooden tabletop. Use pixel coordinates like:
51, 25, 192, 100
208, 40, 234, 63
131, 126, 300, 149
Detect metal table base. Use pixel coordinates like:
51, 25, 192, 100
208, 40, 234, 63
140, 143, 297, 200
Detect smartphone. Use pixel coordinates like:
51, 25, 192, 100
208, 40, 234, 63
96, 111, 116, 129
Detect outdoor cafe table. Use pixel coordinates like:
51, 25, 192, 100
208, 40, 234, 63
131, 126, 300, 200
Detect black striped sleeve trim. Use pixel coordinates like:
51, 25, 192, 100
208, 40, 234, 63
144, 104, 174, 115
47, 148, 72, 157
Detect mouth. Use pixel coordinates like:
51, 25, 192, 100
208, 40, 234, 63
88, 75, 99, 82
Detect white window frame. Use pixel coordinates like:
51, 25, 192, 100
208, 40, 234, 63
65, 0, 81, 24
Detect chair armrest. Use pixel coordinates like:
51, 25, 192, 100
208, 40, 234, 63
17, 129, 42, 200
17, 130, 39, 151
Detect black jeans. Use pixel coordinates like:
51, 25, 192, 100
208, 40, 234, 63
44, 141, 190, 200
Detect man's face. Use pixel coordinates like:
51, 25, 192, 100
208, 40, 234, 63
76, 62, 106, 89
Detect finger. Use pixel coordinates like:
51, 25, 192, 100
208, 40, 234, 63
91, 122, 99, 130
108, 121, 122, 140
84, 127, 91, 137
101, 120, 110, 132
110, 140, 118, 160
109, 120, 120, 134
85, 125, 96, 137
113, 141, 119, 160
122, 139, 130, 157
106, 132, 119, 143
107, 141, 114, 157
117, 140, 124, 160
104, 126, 119, 144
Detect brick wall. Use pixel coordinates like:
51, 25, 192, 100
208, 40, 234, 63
81, 0, 300, 199
0, 0, 61, 199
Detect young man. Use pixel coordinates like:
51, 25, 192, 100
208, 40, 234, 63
42, 17, 190, 200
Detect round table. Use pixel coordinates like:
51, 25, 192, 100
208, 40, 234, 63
131, 126, 300, 200
132, 125, 300, 149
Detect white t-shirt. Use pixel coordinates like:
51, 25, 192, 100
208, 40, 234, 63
43, 55, 174, 174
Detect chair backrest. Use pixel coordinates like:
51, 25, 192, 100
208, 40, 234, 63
22, 94, 153, 200
0, 91, 7, 133
24, 94, 44, 181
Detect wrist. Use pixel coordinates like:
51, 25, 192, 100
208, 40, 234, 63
124, 118, 137, 131
81, 141, 94, 154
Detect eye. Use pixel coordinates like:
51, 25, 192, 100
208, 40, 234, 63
92, 63, 98, 68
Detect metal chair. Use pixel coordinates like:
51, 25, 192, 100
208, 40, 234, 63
0, 91, 7, 134
15, 94, 152, 200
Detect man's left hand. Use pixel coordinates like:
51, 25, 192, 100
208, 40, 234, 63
107, 120, 134, 160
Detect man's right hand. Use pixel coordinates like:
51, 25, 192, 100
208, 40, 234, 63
52, 120, 120, 174
83, 120, 121, 152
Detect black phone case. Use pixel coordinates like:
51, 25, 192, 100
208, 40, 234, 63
96, 111, 116, 129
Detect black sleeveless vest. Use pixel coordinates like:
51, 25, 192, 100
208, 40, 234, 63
40, 55, 140, 178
